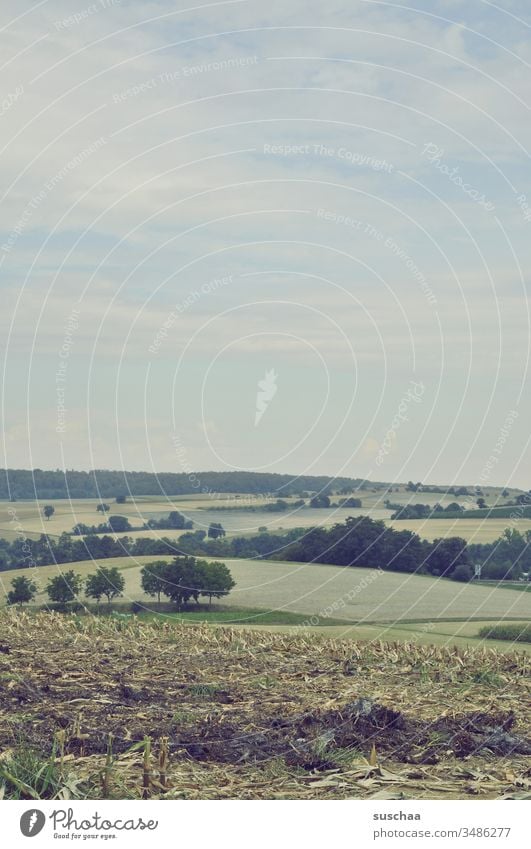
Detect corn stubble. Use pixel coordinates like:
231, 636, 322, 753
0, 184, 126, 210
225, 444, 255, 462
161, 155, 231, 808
0, 611, 529, 800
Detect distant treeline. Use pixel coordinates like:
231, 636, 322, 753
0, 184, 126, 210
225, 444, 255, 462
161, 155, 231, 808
390, 502, 531, 520
1, 516, 528, 583
1, 468, 366, 500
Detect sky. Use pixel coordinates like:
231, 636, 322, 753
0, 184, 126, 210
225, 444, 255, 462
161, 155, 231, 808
0, 0, 530, 488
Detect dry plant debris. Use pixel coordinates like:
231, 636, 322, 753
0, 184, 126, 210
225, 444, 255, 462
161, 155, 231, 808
0, 611, 529, 800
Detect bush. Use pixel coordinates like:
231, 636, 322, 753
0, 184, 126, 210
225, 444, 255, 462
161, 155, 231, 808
452, 564, 473, 582
107, 515, 131, 533
45, 601, 83, 613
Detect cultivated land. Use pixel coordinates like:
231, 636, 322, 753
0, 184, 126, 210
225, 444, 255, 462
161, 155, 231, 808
0, 612, 529, 800
2, 488, 529, 652
3, 489, 530, 542
1, 556, 529, 651
387, 517, 531, 543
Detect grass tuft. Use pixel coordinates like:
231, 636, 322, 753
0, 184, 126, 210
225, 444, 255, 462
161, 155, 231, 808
0, 744, 90, 800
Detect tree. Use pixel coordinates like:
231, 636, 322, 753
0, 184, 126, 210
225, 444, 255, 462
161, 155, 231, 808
208, 522, 226, 539
96, 503, 110, 514
167, 511, 188, 529
7, 575, 37, 606
445, 501, 464, 513
148, 556, 235, 609
43, 505, 55, 521
199, 560, 235, 607
85, 566, 125, 605
107, 515, 131, 533
162, 556, 200, 608
338, 497, 362, 508
115, 495, 127, 504
46, 570, 83, 604
146, 511, 193, 531
476, 497, 487, 509
140, 560, 169, 604
427, 537, 469, 576
310, 494, 330, 508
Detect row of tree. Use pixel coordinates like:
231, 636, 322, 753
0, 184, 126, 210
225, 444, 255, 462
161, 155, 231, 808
140, 557, 234, 607
144, 511, 193, 530
1, 517, 529, 583
174, 519, 528, 581
387, 501, 466, 519
72, 516, 133, 535
6, 565, 125, 607
6, 556, 235, 609
72, 511, 196, 535
309, 495, 362, 509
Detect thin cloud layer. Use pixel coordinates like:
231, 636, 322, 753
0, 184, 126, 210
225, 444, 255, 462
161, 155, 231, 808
1, 0, 529, 486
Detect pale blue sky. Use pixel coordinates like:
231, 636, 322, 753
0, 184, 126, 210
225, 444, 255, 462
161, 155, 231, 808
1, 0, 530, 487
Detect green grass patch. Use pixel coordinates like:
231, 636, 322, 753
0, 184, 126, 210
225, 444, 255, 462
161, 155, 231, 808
38, 600, 350, 626
0, 744, 91, 800
186, 683, 224, 699
470, 669, 504, 686
476, 581, 530, 593
133, 605, 351, 626
478, 623, 531, 643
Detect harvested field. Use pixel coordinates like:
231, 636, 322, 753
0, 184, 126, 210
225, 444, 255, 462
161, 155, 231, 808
388, 517, 531, 544
2, 494, 527, 543
0, 611, 529, 800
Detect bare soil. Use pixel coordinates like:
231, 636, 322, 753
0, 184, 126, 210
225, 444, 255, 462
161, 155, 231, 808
0, 611, 529, 799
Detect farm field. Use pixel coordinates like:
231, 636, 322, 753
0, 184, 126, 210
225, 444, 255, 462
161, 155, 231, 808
0, 611, 529, 800
388, 517, 531, 543
221, 620, 531, 652
2, 555, 529, 637
2, 489, 527, 543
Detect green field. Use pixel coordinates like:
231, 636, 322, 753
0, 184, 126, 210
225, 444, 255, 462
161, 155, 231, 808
2, 553, 529, 651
